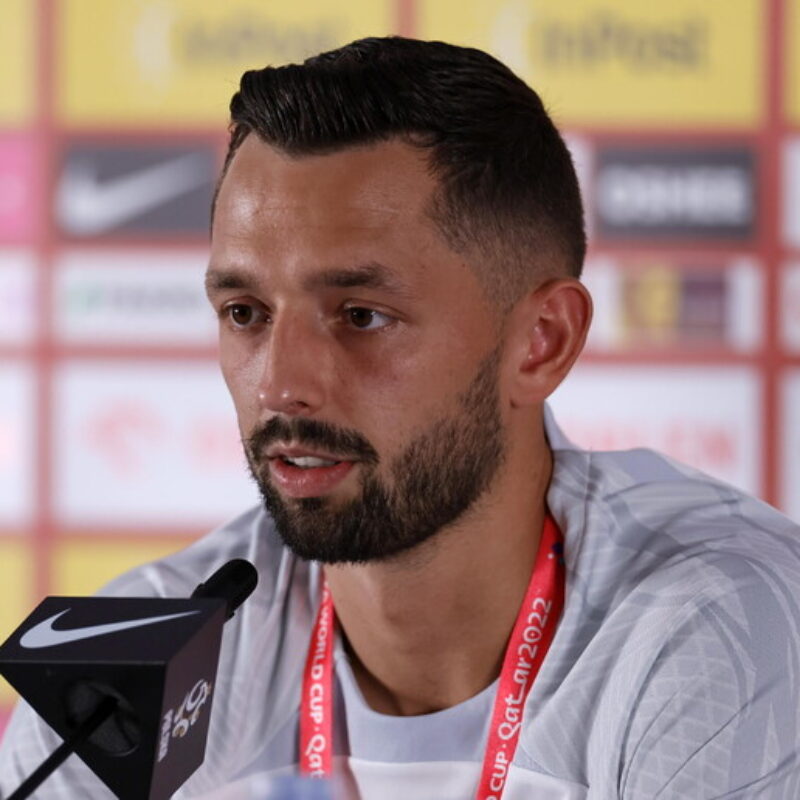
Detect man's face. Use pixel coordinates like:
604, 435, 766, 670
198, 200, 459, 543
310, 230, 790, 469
208, 136, 507, 564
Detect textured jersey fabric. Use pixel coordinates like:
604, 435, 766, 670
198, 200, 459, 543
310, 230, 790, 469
2, 409, 800, 799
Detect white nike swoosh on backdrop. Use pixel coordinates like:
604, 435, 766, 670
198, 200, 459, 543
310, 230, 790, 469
56, 152, 210, 235
19, 608, 201, 649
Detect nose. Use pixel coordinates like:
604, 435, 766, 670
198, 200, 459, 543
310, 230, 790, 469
256, 311, 330, 417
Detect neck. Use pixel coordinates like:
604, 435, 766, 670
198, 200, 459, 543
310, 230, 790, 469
324, 428, 553, 716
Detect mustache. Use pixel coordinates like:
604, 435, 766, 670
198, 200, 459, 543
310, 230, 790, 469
245, 416, 379, 465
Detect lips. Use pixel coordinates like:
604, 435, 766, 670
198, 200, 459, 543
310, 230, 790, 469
265, 445, 357, 499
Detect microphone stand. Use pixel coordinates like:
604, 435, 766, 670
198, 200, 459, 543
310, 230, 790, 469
7, 695, 118, 800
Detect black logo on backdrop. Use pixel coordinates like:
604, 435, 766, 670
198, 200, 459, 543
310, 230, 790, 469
594, 146, 756, 240
56, 144, 217, 237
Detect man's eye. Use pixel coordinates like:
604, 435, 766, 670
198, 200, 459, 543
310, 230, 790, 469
225, 303, 262, 328
346, 307, 391, 330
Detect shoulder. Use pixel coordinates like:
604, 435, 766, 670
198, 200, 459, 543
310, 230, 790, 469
551, 440, 800, 698
549, 435, 800, 610
530, 427, 800, 795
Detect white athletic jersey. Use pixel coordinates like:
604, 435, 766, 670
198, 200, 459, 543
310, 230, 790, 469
2, 410, 800, 799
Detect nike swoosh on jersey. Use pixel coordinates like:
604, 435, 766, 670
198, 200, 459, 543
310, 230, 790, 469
56, 152, 211, 235
19, 608, 201, 649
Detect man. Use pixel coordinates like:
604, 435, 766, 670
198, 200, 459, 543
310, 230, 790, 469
2, 36, 800, 799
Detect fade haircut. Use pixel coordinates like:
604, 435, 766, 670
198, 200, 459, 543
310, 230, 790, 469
217, 36, 586, 309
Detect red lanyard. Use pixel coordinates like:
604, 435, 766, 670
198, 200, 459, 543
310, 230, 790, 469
299, 515, 565, 799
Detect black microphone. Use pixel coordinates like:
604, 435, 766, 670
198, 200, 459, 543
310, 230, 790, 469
0, 559, 258, 800
191, 558, 258, 619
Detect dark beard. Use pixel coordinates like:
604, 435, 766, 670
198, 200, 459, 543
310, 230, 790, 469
244, 348, 505, 564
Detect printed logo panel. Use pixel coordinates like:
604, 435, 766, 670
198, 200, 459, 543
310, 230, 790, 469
53, 362, 256, 527
780, 263, 800, 353
783, 264, 800, 354
0, 134, 38, 242
584, 256, 762, 352
782, 371, 800, 523
783, 138, 800, 249
54, 250, 216, 347
0, 0, 35, 124
418, 0, 762, 126
55, 143, 218, 238
0, 365, 36, 528
593, 146, 756, 241
564, 134, 593, 239
549, 365, 761, 495
787, 0, 800, 125
0, 250, 37, 346
58, 0, 393, 124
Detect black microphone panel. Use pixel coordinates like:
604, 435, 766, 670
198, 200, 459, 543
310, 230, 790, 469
0, 559, 259, 800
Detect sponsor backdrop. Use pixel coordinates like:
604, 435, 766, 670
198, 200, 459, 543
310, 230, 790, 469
0, 0, 797, 733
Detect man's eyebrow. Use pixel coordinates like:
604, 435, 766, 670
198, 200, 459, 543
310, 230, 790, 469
204, 267, 255, 295
205, 262, 414, 297
304, 263, 412, 294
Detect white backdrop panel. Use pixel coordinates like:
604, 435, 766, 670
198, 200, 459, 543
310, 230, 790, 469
53, 360, 256, 527
549, 364, 761, 496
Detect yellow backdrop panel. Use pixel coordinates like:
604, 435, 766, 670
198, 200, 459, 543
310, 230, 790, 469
0, 0, 36, 125
788, 0, 800, 123
0, 541, 34, 705
57, 0, 394, 126
52, 538, 189, 596
419, 0, 763, 128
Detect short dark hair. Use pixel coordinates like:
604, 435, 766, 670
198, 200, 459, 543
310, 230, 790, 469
217, 36, 585, 308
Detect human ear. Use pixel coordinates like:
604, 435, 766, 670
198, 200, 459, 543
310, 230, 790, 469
505, 278, 592, 408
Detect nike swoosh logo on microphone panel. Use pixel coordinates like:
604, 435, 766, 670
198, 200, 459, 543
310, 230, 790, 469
19, 609, 201, 649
